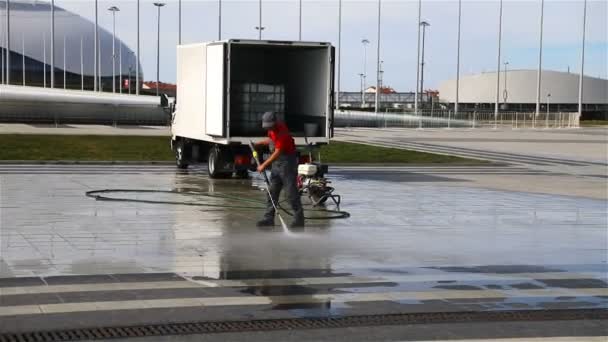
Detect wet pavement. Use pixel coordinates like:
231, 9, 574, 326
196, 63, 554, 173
0, 164, 607, 337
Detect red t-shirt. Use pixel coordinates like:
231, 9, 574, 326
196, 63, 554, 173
268, 122, 296, 155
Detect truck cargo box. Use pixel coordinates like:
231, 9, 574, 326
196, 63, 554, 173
172, 40, 334, 146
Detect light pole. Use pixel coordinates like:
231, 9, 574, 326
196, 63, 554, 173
154, 2, 165, 96
1, 25, 4, 84
119, 38, 122, 94
494, 0, 503, 129
455, 0, 462, 119
178, 0, 181, 45
578, 0, 587, 118
5, 0, 10, 85
414, 0, 422, 122
108, 6, 120, 94
94, 0, 98, 91
545, 93, 551, 128
379, 61, 384, 91
535, 0, 545, 120
129, 52, 134, 94
299, 0, 302, 40
50, 0, 54, 88
218, 0, 222, 40
374, 0, 382, 114
43, 33, 46, 87
63, 35, 66, 89
255, 26, 266, 39
358, 73, 365, 107
128, 64, 133, 95
98, 35, 102, 91
336, 0, 342, 109
80, 36, 84, 90
21, 33, 24, 86
136, 0, 139, 95
361, 38, 369, 106
258, 0, 263, 40
503, 61, 509, 106
419, 21, 430, 103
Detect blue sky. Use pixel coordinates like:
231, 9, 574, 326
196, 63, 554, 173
53, 0, 607, 91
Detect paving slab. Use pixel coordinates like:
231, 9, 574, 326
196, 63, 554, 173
0, 163, 606, 338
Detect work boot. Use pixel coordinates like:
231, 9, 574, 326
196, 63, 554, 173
256, 217, 275, 227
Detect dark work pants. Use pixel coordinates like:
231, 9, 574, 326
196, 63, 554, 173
264, 153, 304, 222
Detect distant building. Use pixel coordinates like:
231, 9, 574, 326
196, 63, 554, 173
365, 86, 397, 94
0, 0, 142, 92
438, 70, 607, 118
142, 82, 176, 97
337, 92, 437, 110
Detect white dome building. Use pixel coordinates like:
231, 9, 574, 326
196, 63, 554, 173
0, 0, 141, 91
438, 70, 607, 115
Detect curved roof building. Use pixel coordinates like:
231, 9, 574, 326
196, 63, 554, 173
438, 70, 607, 113
0, 0, 142, 91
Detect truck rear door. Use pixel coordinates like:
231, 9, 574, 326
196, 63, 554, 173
205, 43, 227, 137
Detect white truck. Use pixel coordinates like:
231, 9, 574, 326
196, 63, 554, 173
171, 39, 335, 178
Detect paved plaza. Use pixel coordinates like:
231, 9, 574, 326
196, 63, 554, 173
0, 127, 607, 340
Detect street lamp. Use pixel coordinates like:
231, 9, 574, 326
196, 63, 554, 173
455, 0, 462, 118
545, 93, 551, 128
361, 38, 370, 106
336, 0, 342, 109
1, 25, 5, 84
136, 0, 140, 95
218, 0, 222, 40
255, 26, 266, 39
494, 0, 503, 129
578, 0, 587, 117
379, 61, 384, 91
43, 33, 46, 87
358, 73, 365, 107
414, 0, 422, 120
153, 2, 165, 96
178, 0, 181, 45
419, 21, 430, 103
119, 37, 122, 94
535, 0, 545, 119
128, 51, 134, 95
258, 0, 263, 40
63, 36, 66, 89
374, 0, 382, 115
503, 61, 509, 106
4, 0, 10, 85
298, 0, 302, 40
108, 6, 120, 93
21, 33, 24, 86
379, 62, 384, 111
94, 0, 99, 91
80, 36, 84, 90
50, 0, 54, 88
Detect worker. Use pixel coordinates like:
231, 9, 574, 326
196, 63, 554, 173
254, 111, 305, 228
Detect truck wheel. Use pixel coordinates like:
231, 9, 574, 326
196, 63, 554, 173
175, 141, 189, 169
207, 147, 229, 178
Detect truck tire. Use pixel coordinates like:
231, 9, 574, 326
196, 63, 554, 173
207, 146, 230, 178
175, 140, 189, 169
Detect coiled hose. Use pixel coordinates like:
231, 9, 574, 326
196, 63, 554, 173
85, 189, 350, 220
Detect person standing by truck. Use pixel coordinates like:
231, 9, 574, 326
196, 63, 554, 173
254, 112, 305, 228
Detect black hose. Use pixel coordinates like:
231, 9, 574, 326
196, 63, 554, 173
85, 189, 350, 220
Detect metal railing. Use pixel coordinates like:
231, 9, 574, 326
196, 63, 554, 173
334, 110, 580, 129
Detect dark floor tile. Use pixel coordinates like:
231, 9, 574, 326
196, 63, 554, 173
0, 277, 45, 288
